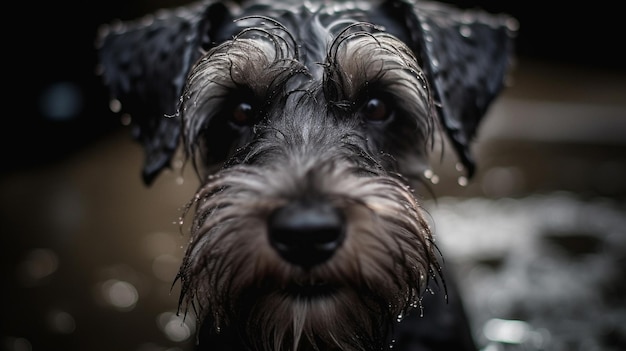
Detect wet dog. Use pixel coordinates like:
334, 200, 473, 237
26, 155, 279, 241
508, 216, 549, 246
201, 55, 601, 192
97, 0, 516, 350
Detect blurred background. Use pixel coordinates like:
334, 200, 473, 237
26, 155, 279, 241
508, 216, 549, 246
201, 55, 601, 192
1, 1, 624, 350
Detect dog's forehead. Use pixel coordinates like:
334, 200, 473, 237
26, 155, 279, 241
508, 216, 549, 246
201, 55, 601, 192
233, 0, 375, 20
222, 0, 402, 46
211, 0, 411, 77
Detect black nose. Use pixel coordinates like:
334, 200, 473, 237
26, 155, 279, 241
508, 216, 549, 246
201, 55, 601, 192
268, 201, 345, 268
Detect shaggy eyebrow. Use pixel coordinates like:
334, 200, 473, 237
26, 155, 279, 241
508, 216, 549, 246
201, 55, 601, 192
180, 35, 307, 145
323, 30, 432, 113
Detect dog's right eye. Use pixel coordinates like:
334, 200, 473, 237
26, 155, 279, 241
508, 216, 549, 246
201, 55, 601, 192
360, 98, 393, 123
230, 102, 254, 127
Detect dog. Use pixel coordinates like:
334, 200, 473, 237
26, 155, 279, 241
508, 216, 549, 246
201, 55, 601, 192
96, 0, 517, 350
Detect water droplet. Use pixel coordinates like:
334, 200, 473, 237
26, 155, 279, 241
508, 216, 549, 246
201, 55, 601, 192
430, 175, 439, 184
459, 25, 472, 38
423, 169, 434, 179
396, 311, 404, 322
458, 176, 468, 187
506, 18, 520, 32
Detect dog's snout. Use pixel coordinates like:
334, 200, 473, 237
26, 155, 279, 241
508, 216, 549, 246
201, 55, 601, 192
268, 201, 345, 268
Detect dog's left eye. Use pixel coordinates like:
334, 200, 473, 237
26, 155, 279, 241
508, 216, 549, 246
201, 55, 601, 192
360, 98, 392, 123
230, 102, 254, 126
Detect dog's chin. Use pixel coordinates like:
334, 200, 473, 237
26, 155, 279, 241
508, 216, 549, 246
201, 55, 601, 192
234, 283, 392, 351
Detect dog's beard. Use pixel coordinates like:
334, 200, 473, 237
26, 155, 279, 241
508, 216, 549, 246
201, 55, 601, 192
176, 159, 440, 351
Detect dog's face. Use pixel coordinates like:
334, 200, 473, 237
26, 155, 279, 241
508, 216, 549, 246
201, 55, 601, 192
97, 0, 516, 350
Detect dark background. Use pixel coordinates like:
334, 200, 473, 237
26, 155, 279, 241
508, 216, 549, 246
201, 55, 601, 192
2, 1, 625, 351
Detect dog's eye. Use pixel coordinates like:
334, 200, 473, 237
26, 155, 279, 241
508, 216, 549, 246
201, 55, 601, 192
360, 98, 391, 123
231, 102, 254, 126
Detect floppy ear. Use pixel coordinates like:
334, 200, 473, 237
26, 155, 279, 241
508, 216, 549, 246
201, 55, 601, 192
96, 1, 233, 185
395, 0, 517, 178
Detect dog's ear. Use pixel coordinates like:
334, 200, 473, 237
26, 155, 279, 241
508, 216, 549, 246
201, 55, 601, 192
390, 0, 517, 178
96, 1, 233, 185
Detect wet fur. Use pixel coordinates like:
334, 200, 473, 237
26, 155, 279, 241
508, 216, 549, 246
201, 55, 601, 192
174, 16, 441, 351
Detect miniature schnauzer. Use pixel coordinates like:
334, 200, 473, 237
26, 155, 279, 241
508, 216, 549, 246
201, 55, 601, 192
97, 0, 516, 350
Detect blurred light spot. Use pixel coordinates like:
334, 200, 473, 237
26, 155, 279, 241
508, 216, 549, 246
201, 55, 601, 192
172, 158, 184, 170
163, 318, 191, 342
39, 82, 83, 121
483, 318, 530, 344
3, 337, 32, 351
152, 254, 180, 282
109, 98, 122, 113
17, 248, 59, 286
430, 174, 439, 184
481, 343, 501, 351
157, 312, 193, 342
120, 113, 132, 125
101, 279, 138, 311
423, 169, 440, 184
47, 309, 76, 334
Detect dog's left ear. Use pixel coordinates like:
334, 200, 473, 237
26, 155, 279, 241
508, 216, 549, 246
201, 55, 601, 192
387, 0, 518, 178
96, 1, 233, 185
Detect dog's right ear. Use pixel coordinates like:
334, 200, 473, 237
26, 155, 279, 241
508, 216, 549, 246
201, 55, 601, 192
96, 1, 233, 185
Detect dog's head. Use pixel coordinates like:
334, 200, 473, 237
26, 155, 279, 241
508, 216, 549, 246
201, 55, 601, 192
97, 0, 516, 349
97, 0, 516, 185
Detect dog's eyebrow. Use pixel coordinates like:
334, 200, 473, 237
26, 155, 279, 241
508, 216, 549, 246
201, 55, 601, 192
323, 29, 432, 117
179, 35, 307, 148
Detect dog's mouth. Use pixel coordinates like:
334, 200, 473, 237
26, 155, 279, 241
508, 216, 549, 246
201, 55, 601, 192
280, 276, 341, 299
